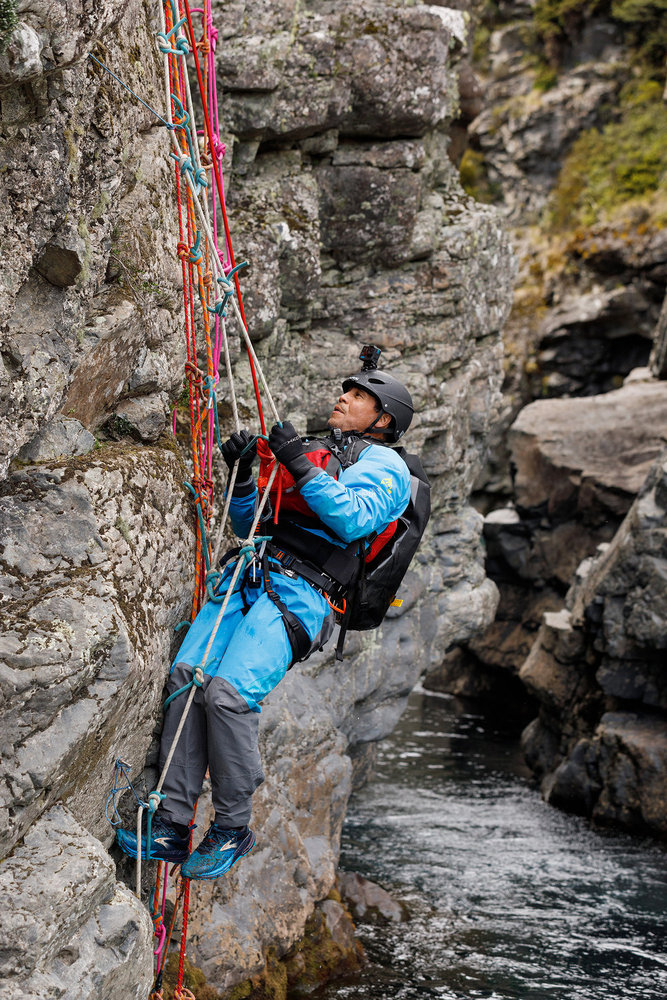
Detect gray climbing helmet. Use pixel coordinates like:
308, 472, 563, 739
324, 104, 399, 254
342, 348, 414, 442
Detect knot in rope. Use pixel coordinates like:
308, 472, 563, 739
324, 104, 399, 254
205, 569, 224, 603
239, 543, 258, 564
184, 360, 205, 387
184, 231, 203, 265
148, 790, 166, 814
175, 989, 196, 1000
157, 20, 190, 57
172, 150, 194, 178
211, 135, 225, 162
192, 666, 205, 687
197, 37, 211, 55
202, 270, 213, 288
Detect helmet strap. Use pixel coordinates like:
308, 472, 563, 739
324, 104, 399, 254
363, 412, 390, 437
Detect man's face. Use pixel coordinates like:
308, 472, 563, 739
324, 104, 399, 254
327, 386, 390, 435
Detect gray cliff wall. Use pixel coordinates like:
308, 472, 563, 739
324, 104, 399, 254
0, 1, 514, 995
423, 0, 667, 838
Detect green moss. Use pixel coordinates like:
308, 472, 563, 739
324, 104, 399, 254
611, 0, 667, 64
533, 64, 559, 90
161, 954, 224, 1000
532, 0, 666, 65
545, 77, 667, 230
459, 148, 503, 204
0, 0, 18, 53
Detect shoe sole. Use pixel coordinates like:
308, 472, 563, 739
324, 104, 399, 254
181, 832, 255, 880
115, 829, 189, 865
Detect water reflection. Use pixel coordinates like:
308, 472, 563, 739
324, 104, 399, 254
317, 690, 667, 1000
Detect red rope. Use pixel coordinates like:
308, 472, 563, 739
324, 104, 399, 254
181, 0, 266, 434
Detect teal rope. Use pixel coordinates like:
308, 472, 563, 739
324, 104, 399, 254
163, 664, 206, 711
145, 790, 166, 861
184, 481, 212, 574
87, 54, 176, 130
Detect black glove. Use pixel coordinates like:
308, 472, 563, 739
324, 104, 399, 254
268, 421, 312, 483
220, 429, 256, 478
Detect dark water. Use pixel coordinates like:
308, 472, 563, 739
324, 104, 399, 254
319, 689, 667, 1000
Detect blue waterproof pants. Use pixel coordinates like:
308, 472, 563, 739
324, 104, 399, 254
159, 562, 332, 828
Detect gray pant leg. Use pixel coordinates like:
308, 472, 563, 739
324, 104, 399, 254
205, 677, 265, 828
158, 662, 209, 827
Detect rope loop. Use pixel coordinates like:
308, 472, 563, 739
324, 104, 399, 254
157, 19, 190, 57
148, 790, 166, 814
174, 989, 196, 1000
239, 543, 256, 564
105, 758, 148, 826
184, 360, 205, 386
205, 569, 224, 603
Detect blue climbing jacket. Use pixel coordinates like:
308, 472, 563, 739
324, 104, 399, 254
230, 437, 411, 547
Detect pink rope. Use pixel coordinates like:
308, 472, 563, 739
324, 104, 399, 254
181, 1, 235, 481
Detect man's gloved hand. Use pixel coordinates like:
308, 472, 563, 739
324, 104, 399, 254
268, 421, 312, 482
220, 429, 257, 478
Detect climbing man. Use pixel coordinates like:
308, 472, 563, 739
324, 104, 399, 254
117, 347, 417, 879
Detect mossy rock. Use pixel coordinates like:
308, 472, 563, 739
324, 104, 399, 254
459, 148, 503, 205
545, 77, 667, 231
0, 0, 18, 53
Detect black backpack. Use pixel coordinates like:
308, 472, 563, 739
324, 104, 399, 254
267, 435, 431, 659
345, 448, 431, 632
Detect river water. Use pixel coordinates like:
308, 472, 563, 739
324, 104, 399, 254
317, 689, 667, 1000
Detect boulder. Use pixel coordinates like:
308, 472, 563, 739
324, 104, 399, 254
338, 872, 406, 923
507, 378, 667, 584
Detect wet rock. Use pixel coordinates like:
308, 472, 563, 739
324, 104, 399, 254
592, 713, 667, 834
338, 872, 406, 924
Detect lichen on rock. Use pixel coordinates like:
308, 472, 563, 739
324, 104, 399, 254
0, 0, 516, 994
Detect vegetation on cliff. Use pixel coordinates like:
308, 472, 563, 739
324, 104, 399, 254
546, 77, 667, 230
0, 0, 17, 52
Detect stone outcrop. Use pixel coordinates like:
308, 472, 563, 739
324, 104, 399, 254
520, 449, 667, 835
426, 373, 667, 703
0, 0, 514, 995
508, 376, 667, 585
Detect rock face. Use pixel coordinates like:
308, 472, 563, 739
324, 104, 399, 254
521, 450, 667, 835
0, 0, 514, 995
425, 374, 667, 704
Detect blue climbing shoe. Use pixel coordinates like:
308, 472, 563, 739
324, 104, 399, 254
116, 813, 190, 864
181, 823, 255, 880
